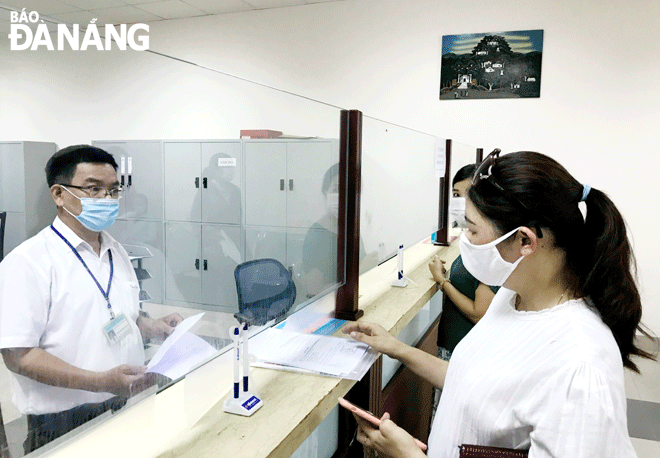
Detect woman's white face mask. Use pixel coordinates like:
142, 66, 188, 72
449, 197, 467, 228
459, 226, 524, 286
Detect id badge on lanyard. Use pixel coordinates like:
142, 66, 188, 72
103, 314, 132, 345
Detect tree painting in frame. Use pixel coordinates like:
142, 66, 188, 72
440, 30, 543, 100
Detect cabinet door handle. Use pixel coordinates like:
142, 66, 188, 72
195, 177, 200, 188
289, 179, 293, 191
203, 177, 207, 189
203, 260, 208, 271
280, 179, 285, 191
195, 259, 200, 270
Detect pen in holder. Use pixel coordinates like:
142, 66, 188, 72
391, 244, 408, 287
223, 324, 263, 416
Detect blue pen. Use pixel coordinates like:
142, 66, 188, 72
242, 322, 250, 393
232, 326, 240, 399
397, 244, 404, 280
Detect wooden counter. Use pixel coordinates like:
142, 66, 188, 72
45, 240, 459, 458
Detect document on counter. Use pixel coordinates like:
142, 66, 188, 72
250, 328, 379, 380
146, 313, 217, 380
276, 309, 347, 336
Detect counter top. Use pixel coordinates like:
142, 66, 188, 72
46, 240, 459, 458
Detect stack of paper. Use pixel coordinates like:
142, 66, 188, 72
250, 328, 379, 380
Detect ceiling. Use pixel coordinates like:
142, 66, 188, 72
0, 0, 345, 32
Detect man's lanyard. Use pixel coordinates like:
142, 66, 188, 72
50, 225, 116, 319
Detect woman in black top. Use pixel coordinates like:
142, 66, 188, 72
429, 165, 498, 412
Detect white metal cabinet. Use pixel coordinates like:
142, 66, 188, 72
0, 142, 57, 256
165, 221, 243, 311
243, 227, 315, 307
165, 221, 202, 304
164, 142, 201, 223
244, 226, 287, 264
201, 142, 242, 225
164, 141, 242, 225
200, 224, 242, 308
285, 141, 336, 228
93, 141, 164, 304
244, 140, 335, 229
92, 141, 163, 221
0, 143, 25, 212
244, 139, 338, 305
244, 142, 287, 227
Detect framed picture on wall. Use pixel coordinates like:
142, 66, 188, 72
440, 29, 544, 100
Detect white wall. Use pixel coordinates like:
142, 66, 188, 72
1, 0, 658, 334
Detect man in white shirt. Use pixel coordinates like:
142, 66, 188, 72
0, 145, 182, 453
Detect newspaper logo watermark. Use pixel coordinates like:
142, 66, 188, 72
8, 9, 149, 51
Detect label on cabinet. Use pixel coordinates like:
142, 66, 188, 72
218, 158, 236, 167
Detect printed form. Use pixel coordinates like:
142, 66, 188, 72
250, 328, 379, 380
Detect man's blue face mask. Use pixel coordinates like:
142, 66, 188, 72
61, 186, 119, 232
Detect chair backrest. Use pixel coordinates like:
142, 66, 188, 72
0, 212, 6, 262
234, 258, 296, 326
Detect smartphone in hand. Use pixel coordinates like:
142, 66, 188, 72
338, 397, 428, 451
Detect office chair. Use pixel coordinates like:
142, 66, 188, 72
233, 258, 296, 326
0, 212, 6, 262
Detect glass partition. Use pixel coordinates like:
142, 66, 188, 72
0, 16, 346, 456
359, 116, 441, 275
447, 141, 479, 242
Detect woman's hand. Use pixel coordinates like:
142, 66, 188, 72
342, 321, 404, 359
428, 256, 448, 289
355, 412, 426, 458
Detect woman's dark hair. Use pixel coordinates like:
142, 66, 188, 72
452, 164, 476, 187
321, 163, 340, 195
45, 145, 118, 187
468, 151, 655, 372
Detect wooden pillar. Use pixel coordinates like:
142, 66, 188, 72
335, 109, 364, 321
434, 139, 452, 246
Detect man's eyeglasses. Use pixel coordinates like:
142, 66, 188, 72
59, 184, 124, 199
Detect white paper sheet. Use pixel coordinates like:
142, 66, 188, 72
146, 332, 217, 380
146, 313, 216, 380
250, 328, 374, 379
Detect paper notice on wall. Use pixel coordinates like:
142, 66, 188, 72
435, 139, 446, 178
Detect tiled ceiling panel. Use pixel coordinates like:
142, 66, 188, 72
0, 0, 350, 25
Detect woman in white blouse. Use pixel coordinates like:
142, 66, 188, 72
343, 150, 655, 458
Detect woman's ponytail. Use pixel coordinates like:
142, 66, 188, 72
581, 188, 655, 372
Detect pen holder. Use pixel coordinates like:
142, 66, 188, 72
223, 324, 263, 416
391, 244, 408, 288
391, 277, 408, 288
223, 393, 263, 416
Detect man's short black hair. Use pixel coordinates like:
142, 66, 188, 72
45, 145, 118, 187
